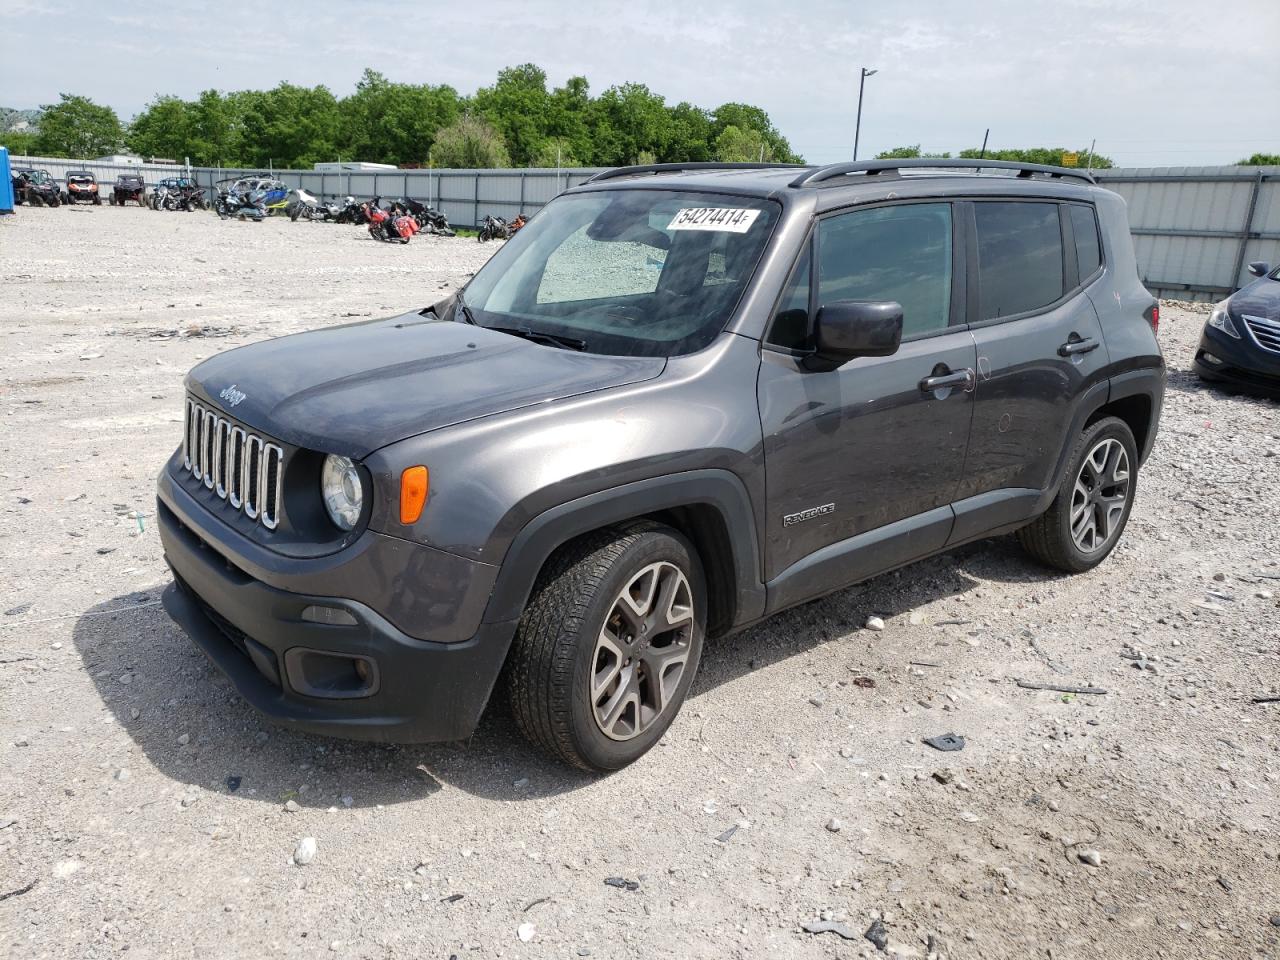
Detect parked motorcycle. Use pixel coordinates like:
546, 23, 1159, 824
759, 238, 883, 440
367, 207, 419, 244
477, 214, 511, 242
332, 196, 365, 224
214, 178, 267, 221
151, 177, 206, 211
287, 188, 342, 222
401, 198, 456, 236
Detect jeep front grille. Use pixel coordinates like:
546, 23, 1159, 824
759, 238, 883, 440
1243, 314, 1280, 354
183, 398, 283, 529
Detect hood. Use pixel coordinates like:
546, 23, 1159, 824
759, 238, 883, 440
1230, 276, 1280, 321
186, 312, 666, 458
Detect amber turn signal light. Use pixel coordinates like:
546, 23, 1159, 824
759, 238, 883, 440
399, 466, 429, 524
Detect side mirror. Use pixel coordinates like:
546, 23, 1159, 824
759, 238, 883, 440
1247, 261, 1271, 278
804, 300, 904, 372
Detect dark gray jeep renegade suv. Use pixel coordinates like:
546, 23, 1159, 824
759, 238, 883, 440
158, 158, 1164, 771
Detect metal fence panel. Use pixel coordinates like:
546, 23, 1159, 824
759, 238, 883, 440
1096, 165, 1280, 300
11, 155, 1278, 299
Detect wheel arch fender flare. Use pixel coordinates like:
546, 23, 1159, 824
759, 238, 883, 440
481, 469, 766, 630
1037, 365, 1164, 513
1038, 379, 1111, 513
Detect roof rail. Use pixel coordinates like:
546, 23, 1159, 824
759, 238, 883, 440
789, 158, 1095, 188
585, 161, 807, 184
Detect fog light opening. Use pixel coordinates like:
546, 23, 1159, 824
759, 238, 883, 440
284, 648, 380, 700
1202, 353, 1222, 366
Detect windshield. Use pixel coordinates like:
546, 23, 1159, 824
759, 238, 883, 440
460, 189, 780, 357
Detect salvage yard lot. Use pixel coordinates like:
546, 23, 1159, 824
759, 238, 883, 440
2, 206, 1279, 959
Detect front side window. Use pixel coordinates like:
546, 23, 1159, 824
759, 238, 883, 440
817, 202, 953, 339
975, 202, 1065, 319
462, 190, 779, 357
765, 243, 812, 349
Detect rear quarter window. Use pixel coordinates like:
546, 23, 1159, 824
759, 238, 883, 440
1070, 205, 1102, 279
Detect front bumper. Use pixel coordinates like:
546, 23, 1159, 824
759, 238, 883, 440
157, 478, 515, 743
1193, 326, 1280, 395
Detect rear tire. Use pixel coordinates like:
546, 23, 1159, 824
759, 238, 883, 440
1018, 416, 1138, 573
507, 523, 705, 772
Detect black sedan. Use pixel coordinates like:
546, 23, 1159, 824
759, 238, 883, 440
1194, 261, 1280, 396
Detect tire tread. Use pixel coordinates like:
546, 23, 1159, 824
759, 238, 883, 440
506, 522, 664, 770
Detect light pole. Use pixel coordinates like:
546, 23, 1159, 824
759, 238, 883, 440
853, 67, 878, 161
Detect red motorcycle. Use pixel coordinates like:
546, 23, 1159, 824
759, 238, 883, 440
367, 207, 419, 244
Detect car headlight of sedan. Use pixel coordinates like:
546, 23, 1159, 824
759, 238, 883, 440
1207, 302, 1241, 339
321, 454, 364, 530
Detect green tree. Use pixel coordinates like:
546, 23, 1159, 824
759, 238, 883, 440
472, 64, 551, 166
588, 83, 673, 165
33, 94, 123, 158
0, 130, 38, 155
711, 103, 801, 163
544, 76, 594, 166
715, 124, 770, 162
127, 95, 192, 161
429, 115, 510, 168
188, 90, 241, 167
1237, 153, 1280, 166
529, 137, 581, 168
338, 69, 460, 166
666, 102, 714, 162
236, 83, 342, 168
874, 144, 952, 159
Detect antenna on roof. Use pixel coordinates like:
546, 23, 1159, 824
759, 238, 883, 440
978, 129, 990, 160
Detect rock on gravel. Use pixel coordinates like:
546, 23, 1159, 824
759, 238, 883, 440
292, 837, 318, 866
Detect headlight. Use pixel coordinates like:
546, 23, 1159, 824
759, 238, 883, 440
321, 454, 363, 530
1207, 302, 1240, 339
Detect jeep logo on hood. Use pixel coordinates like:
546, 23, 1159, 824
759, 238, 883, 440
219, 384, 247, 408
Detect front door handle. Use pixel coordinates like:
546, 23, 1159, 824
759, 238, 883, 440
919, 367, 975, 395
1058, 335, 1100, 357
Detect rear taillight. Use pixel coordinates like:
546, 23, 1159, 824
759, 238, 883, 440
1143, 302, 1159, 335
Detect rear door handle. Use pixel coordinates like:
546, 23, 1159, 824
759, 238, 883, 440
1058, 336, 1100, 357
919, 368, 975, 394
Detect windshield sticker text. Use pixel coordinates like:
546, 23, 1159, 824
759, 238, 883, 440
668, 207, 761, 234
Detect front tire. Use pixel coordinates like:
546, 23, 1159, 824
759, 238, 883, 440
507, 523, 705, 772
1019, 416, 1138, 573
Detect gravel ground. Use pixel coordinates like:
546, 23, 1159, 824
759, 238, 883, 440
2, 205, 1279, 960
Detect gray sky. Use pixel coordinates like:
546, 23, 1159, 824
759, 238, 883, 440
2, 0, 1277, 167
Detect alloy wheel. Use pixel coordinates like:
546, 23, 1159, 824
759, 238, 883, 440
590, 561, 695, 741
1070, 438, 1130, 553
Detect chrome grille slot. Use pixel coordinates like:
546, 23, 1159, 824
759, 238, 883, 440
181, 397, 287, 531
183, 399, 196, 470
243, 435, 264, 520
213, 418, 230, 497
202, 410, 217, 489
191, 403, 205, 480
261, 444, 283, 530
227, 427, 245, 507
1244, 314, 1280, 354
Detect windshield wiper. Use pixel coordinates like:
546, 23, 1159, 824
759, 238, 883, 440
486, 325, 588, 351
455, 292, 479, 325
455, 293, 585, 350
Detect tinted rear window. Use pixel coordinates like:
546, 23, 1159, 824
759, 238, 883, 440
1070, 205, 1102, 279
974, 202, 1064, 320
